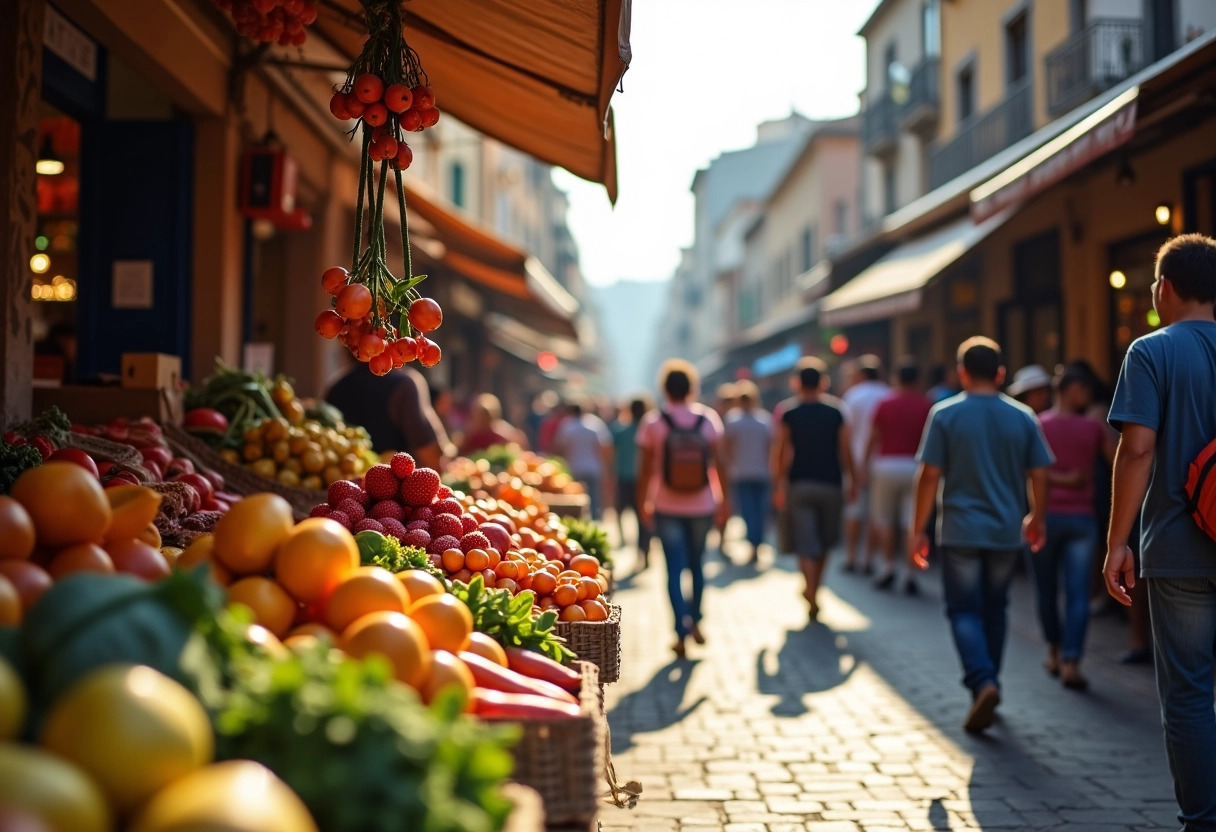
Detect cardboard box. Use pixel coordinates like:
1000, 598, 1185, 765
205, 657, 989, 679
121, 353, 181, 391
33, 385, 184, 426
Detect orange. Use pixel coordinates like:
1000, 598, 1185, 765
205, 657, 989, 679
137, 524, 162, 549
288, 622, 336, 642
103, 486, 163, 543
341, 611, 431, 689
494, 560, 519, 581
48, 544, 115, 579
177, 535, 232, 585
579, 577, 602, 600
421, 651, 474, 709
11, 462, 111, 547
463, 548, 489, 571
0, 575, 19, 626
479, 568, 497, 588
324, 567, 409, 633
440, 548, 464, 573
227, 577, 296, 638
530, 571, 556, 597
552, 584, 578, 607
464, 632, 508, 667
559, 604, 586, 622
0, 497, 35, 561
486, 549, 502, 569
407, 593, 473, 653
558, 569, 582, 582
495, 578, 518, 594
396, 569, 445, 601
105, 539, 171, 581
211, 494, 294, 575
273, 518, 359, 603
569, 555, 599, 578
0, 562, 51, 611
579, 599, 608, 622
128, 760, 316, 832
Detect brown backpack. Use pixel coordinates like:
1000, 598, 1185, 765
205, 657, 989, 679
661, 411, 711, 493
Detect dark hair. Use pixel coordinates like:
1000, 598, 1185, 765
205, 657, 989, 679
1061, 359, 1109, 403
957, 336, 1002, 382
1157, 234, 1216, 304
928, 364, 947, 387
896, 359, 920, 386
664, 370, 692, 401
796, 357, 827, 391
567, 399, 584, 416
628, 397, 649, 422
858, 354, 882, 380
1054, 367, 1092, 396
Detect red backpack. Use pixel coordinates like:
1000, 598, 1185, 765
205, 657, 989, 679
660, 411, 711, 493
1186, 439, 1216, 540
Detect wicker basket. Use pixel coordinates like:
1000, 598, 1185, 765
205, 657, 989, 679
64, 434, 156, 483
164, 424, 326, 519
554, 605, 620, 684
509, 661, 605, 827
541, 492, 589, 520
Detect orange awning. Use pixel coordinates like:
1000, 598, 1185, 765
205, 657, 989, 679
313, 0, 630, 201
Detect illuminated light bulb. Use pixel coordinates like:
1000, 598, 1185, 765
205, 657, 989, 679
29, 253, 50, 274
1109, 270, 1127, 289
1155, 204, 1171, 226
34, 235, 48, 251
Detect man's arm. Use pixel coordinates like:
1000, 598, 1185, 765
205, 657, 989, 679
1104, 423, 1156, 606
771, 423, 791, 509
711, 435, 731, 526
909, 463, 940, 568
862, 417, 882, 484
838, 421, 857, 502
1024, 467, 1049, 551
637, 443, 655, 526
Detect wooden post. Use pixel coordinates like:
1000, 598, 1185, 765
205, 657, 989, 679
0, 0, 44, 424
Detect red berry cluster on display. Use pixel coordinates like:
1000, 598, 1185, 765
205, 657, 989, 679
328, 76, 440, 170
213, 0, 317, 46
314, 271, 443, 375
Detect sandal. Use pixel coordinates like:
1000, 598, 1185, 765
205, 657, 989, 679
672, 638, 686, 658
689, 624, 706, 645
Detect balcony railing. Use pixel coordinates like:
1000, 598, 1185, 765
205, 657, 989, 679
863, 94, 898, 157
899, 57, 940, 135
1045, 19, 1144, 117
928, 78, 1032, 189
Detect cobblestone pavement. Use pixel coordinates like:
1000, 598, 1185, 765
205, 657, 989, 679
600, 522, 1177, 832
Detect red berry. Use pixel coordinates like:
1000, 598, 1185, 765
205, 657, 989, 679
354, 73, 384, 104
460, 531, 491, 554
321, 266, 348, 295
412, 507, 434, 522
436, 485, 454, 499
432, 498, 462, 516
369, 135, 397, 162
362, 103, 388, 127
390, 337, 418, 363
417, 338, 442, 367
419, 107, 440, 129
363, 465, 398, 500
354, 518, 386, 534
400, 109, 422, 132
406, 520, 430, 532
344, 93, 366, 119
381, 518, 407, 540
326, 510, 352, 530
327, 480, 365, 508
369, 353, 393, 375
428, 535, 460, 555
407, 298, 442, 333
402, 528, 431, 549
309, 504, 330, 518
390, 452, 416, 478
329, 91, 352, 121
412, 85, 435, 109
314, 310, 343, 339
429, 514, 464, 539
335, 498, 366, 524
394, 143, 413, 170
370, 500, 405, 522
358, 332, 386, 360
460, 515, 478, 535
400, 468, 440, 507
383, 84, 413, 113
336, 283, 372, 319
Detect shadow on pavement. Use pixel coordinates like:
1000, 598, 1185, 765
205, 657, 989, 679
607, 658, 707, 755
757, 621, 857, 717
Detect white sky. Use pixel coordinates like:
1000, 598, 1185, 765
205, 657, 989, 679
553, 0, 880, 287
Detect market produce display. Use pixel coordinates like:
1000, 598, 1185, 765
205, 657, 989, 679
211, 0, 318, 46
313, 0, 445, 375
445, 448, 586, 497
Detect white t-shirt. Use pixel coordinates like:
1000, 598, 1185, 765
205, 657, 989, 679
553, 414, 611, 478
841, 380, 890, 465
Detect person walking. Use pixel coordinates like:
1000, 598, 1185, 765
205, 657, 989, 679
772, 358, 855, 621
1029, 366, 1115, 691
723, 380, 772, 564
1104, 234, 1216, 828
841, 355, 889, 574
611, 396, 653, 568
637, 361, 730, 657
552, 399, 613, 521
865, 359, 932, 595
1007, 364, 1053, 414
910, 337, 1053, 734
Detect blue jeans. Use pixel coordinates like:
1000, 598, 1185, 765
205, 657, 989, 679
577, 475, 603, 521
733, 481, 769, 549
654, 513, 714, 638
941, 546, 1020, 694
1028, 514, 1097, 661
1147, 577, 1216, 830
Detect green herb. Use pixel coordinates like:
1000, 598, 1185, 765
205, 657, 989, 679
448, 576, 574, 664
468, 444, 519, 472
184, 360, 283, 448
354, 531, 444, 578
6, 406, 71, 448
560, 516, 613, 566
0, 441, 43, 495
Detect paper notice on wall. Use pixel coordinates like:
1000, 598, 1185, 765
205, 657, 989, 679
112, 260, 154, 309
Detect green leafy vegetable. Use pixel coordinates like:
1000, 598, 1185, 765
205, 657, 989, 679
449, 576, 574, 664
6, 406, 72, 448
560, 516, 613, 566
0, 440, 42, 495
355, 531, 444, 578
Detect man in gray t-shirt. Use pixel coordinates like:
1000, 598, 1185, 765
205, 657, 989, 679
723, 381, 772, 563
1105, 234, 1216, 828
910, 337, 1052, 735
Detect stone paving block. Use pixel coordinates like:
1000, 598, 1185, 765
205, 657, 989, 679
675, 788, 735, 801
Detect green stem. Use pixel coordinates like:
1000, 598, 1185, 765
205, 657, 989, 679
394, 165, 412, 283
373, 160, 388, 263
353, 128, 371, 269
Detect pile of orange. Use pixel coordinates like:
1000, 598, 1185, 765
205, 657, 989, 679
0, 463, 173, 626
178, 494, 481, 705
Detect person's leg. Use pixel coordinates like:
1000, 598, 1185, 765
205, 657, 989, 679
979, 549, 1020, 683
652, 513, 691, 648
1060, 516, 1098, 686
941, 547, 999, 693
790, 483, 822, 608
739, 482, 765, 558
615, 477, 632, 547
1147, 577, 1216, 829
1028, 516, 1066, 673
895, 466, 920, 591
685, 514, 714, 642
585, 475, 603, 521
869, 466, 896, 587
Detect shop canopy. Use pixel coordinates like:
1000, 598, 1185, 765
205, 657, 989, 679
819, 212, 1010, 328
313, 0, 631, 201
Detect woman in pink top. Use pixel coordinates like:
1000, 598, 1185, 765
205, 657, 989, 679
1032, 367, 1115, 690
637, 360, 730, 657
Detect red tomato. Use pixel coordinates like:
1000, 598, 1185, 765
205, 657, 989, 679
383, 84, 413, 113
419, 107, 440, 129
400, 109, 422, 132
412, 85, 435, 109
46, 448, 99, 479
329, 91, 352, 121
362, 103, 388, 127
321, 266, 348, 295
343, 93, 366, 119
418, 338, 442, 368
354, 74, 384, 104
314, 310, 344, 339
395, 143, 413, 170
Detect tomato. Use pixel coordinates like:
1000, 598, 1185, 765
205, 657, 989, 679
48, 544, 115, 579
419, 107, 440, 129
368, 353, 393, 376
0, 575, 19, 627
46, 448, 99, 478
353, 73, 384, 104
328, 91, 352, 121
411, 85, 435, 109
105, 539, 171, 581
407, 298, 442, 332
390, 336, 418, 364
0, 497, 35, 561
400, 109, 422, 132
394, 142, 413, 170
417, 338, 442, 367
314, 310, 344, 339
321, 266, 348, 295
343, 93, 366, 118
370, 135, 397, 162
335, 283, 373, 319
362, 103, 388, 127
0, 561, 51, 610
183, 408, 229, 433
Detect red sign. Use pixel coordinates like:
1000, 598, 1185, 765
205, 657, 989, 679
970, 95, 1138, 223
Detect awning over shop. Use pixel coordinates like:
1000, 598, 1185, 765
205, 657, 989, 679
314, 0, 631, 200
819, 212, 1010, 328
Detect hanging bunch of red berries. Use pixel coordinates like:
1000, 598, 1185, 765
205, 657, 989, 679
312, 0, 444, 376
213, 0, 317, 46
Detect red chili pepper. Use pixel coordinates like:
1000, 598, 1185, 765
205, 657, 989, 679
503, 646, 581, 692
459, 652, 578, 704
471, 689, 581, 721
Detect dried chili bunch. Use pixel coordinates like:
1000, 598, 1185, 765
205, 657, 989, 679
314, 0, 444, 374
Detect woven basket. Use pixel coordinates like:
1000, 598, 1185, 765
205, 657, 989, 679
541, 492, 589, 520
64, 434, 156, 483
164, 424, 325, 519
509, 661, 605, 827
554, 605, 621, 684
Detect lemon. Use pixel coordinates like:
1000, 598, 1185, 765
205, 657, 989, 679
0, 655, 26, 740
0, 743, 111, 832
41, 664, 213, 815
130, 760, 318, 832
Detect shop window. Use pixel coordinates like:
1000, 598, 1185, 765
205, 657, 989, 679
1109, 230, 1171, 369
922, 0, 941, 58
957, 63, 975, 123
883, 41, 898, 92
450, 161, 465, 209
883, 163, 897, 216
1005, 11, 1029, 87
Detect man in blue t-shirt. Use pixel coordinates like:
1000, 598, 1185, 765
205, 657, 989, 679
1106, 234, 1216, 829
910, 336, 1053, 734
